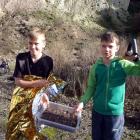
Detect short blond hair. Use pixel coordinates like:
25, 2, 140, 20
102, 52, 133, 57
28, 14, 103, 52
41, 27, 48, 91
28, 27, 46, 41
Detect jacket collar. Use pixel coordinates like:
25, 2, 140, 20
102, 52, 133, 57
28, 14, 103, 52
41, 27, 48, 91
96, 57, 119, 65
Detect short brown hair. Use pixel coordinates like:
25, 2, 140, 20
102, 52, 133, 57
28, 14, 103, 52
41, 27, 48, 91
28, 27, 46, 41
100, 31, 120, 45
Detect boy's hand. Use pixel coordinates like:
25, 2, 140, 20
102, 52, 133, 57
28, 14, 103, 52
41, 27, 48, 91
40, 93, 49, 109
124, 54, 139, 62
75, 102, 84, 113
40, 79, 49, 87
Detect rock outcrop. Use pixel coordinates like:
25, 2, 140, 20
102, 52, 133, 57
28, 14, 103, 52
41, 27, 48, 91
0, 0, 131, 29
0, 0, 47, 13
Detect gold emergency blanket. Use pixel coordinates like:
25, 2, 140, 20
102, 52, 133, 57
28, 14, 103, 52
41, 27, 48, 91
6, 74, 66, 140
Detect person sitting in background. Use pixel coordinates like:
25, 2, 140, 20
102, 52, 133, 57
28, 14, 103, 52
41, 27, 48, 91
6, 27, 53, 140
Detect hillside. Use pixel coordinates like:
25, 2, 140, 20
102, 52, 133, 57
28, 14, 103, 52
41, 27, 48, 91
0, 0, 140, 140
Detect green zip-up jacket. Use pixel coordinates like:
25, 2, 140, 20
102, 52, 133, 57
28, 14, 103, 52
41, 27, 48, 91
80, 57, 140, 115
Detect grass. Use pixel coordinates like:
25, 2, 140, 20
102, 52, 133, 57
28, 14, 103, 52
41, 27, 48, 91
40, 127, 57, 140
0, 102, 8, 133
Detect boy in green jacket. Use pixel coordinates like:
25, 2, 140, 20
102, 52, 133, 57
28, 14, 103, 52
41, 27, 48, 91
76, 31, 140, 140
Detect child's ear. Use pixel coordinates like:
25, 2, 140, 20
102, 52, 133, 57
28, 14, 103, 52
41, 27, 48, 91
115, 45, 120, 52
42, 41, 46, 48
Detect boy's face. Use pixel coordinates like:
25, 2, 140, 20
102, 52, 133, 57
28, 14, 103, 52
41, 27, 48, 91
100, 40, 119, 60
28, 36, 46, 57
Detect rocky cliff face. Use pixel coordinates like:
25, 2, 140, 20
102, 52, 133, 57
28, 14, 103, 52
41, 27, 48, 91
0, 0, 46, 12
0, 0, 130, 12
0, 0, 131, 29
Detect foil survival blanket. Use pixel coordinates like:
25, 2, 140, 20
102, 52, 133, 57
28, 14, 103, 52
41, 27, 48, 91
6, 74, 66, 140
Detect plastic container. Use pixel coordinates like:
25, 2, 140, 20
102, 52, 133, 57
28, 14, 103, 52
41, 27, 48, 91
35, 101, 81, 132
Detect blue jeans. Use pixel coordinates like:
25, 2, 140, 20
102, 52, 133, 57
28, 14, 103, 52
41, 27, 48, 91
92, 111, 124, 140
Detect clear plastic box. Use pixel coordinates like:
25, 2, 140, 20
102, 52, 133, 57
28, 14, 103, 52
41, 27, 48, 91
35, 101, 81, 132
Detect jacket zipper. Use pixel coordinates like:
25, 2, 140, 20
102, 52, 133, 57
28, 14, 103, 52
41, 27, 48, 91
105, 65, 110, 110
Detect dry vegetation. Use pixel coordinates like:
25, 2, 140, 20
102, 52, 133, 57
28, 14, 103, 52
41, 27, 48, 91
0, 11, 140, 140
